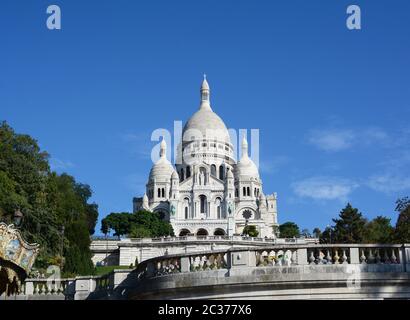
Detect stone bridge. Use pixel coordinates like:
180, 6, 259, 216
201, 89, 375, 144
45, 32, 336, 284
5, 243, 410, 300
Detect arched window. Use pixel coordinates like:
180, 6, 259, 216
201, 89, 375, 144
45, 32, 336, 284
157, 188, 161, 197
254, 188, 257, 197
216, 197, 222, 219
214, 228, 226, 236
180, 168, 185, 181
186, 166, 191, 178
179, 229, 190, 236
184, 198, 190, 219
197, 228, 208, 236
247, 187, 250, 196
235, 188, 238, 197
219, 166, 224, 180
199, 195, 207, 214
243, 187, 246, 196
211, 164, 216, 176
161, 188, 165, 198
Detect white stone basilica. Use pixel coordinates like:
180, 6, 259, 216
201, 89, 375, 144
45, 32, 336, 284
133, 78, 278, 238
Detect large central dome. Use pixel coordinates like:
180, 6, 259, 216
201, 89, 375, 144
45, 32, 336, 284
182, 78, 231, 143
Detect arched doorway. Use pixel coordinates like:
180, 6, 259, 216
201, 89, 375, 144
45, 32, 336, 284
179, 229, 191, 236
214, 228, 226, 236
196, 228, 208, 236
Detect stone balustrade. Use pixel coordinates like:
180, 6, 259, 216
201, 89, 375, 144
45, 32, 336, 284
5, 243, 408, 300
130, 243, 410, 299
134, 243, 410, 280
1, 269, 131, 300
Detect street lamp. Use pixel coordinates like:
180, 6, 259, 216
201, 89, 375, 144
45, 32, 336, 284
13, 209, 23, 227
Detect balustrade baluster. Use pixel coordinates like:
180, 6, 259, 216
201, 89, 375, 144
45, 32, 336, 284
341, 249, 348, 264
326, 250, 332, 264
308, 250, 315, 265
317, 250, 324, 264
333, 250, 340, 264
383, 250, 390, 264
360, 249, 366, 264
375, 249, 381, 264
271, 250, 277, 266
275, 251, 282, 266
368, 249, 375, 264
391, 249, 397, 264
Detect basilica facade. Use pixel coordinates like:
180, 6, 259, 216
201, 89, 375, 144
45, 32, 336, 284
133, 78, 278, 238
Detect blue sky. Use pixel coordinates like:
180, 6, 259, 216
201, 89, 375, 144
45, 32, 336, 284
1, 0, 409, 235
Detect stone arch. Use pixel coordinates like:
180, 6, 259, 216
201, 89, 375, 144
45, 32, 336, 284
213, 228, 226, 236
196, 228, 208, 236
179, 229, 191, 236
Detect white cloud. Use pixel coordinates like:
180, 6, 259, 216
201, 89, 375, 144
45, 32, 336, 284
50, 158, 74, 171
367, 173, 410, 194
307, 127, 390, 152
307, 129, 355, 152
292, 176, 359, 201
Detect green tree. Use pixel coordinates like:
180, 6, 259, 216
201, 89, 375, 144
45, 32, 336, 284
364, 216, 394, 244
394, 197, 410, 243
0, 121, 98, 276
243, 225, 259, 237
101, 210, 174, 238
312, 227, 321, 239
279, 222, 300, 238
319, 226, 333, 244
332, 203, 367, 243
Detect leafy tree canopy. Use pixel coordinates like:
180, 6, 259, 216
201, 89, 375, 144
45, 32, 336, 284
394, 197, 410, 243
331, 203, 367, 243
278, 222, 300, 238
364, 216, 394, 244
101, 210, 174, 238
0, 121, 98, 276
243, 225, 259, 237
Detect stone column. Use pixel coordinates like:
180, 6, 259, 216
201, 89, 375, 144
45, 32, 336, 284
181, 257, 190, 272
296, 248, 308, 265
349, 247, 360, 264
25, 281, 34, 295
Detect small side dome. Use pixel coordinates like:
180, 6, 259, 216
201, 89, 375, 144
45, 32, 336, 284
234, 136, 260, 180
149, 139, 175, 181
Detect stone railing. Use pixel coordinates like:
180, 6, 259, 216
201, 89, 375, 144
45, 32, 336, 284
119, 235, 317, 244
2, 269, 132, 300
135, 243, 410, 279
